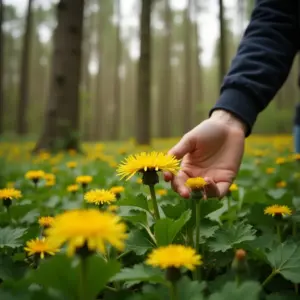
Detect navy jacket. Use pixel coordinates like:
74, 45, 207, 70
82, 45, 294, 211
209, 0, 300, 135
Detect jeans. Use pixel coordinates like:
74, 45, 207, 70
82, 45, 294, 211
294, 125, 300, 154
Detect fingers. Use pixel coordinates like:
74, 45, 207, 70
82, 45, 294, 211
163, 171, 173, 182
171, 171, 190, 199
168, 133, 195, 160
203, 177, 220, 199
216, 181, 231, 199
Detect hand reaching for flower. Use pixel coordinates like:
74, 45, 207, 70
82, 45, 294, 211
164, 110, 246, 199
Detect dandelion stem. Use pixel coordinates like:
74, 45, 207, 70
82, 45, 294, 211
276, 224, 282, 243
79, 257, 88, 300
169, 282, 178, 300
262, 270, 277, 288
149, 185, 160, 220
228, 195, 233, 227
194, 199, 201, 281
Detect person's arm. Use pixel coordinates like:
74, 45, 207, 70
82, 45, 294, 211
209, 0, 299, 136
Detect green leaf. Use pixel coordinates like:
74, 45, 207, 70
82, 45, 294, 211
0, 227, 27, 249
267, 189, 287, 200
266, 295, 300, 300
29, 254, 120, 300
198, 222, 219, 243
242, 189, 268, 204
118, 206, 153, 226
266, 240, 300, 283
119, 194, 149, 211
111, 264, 165, 287
154, 209, 191, 246
208, 281, 261, 300
126, 230, 154, 256
208, 222, 256, 252
0, 255, 27, 281
177, 276, 206, 300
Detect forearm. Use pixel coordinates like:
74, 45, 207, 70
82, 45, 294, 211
210, 0, 299, 136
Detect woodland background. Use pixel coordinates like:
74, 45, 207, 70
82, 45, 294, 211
0, 0, 299, 151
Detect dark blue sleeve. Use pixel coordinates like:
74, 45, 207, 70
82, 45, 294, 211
209, 0, 299, 136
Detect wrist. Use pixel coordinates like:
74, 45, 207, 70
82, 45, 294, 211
210, 109, 247, 135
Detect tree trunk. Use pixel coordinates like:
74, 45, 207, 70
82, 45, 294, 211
16, 0, 33, 135
111, 0, 122, 140
158, 0, 171, 138
0, 0, 4, 135
219, 0, 227, 87
136, 0, 152, 145
182, 0, 192, 133
34, 0, 84, 152
192, 16, 203, 125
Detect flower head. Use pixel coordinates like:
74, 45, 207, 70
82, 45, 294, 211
24, 237, 59, 259
185, 177, 207, 190
146, 244, 202, 271
276, 181, 287, 188
67, 184, 79, 193
107, 205, 119, 213
275, 157, 286, 165
45, 209, 127, 256
25, 170, 45, 183
38, 216, 54, 228
157, 189, 167, 196
66, 161, 77, 169
229, 183, 238, 192
117, 151, 180, 181
0, 188, 22, 200
45, 173, 56, 187
264, 205, 292, 217
266, 168, 275, 174
84, 189, 116, 205
110, 186, 124, 195
76, 175, 93, 185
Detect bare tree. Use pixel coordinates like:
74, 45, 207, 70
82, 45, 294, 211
0, 0, 4, 135
182, 0, 192, 133
34, 0, 84, 152
111, 0, 122, 140
16, 0, 33, 135
158, 0, 172, 138
219, 0, 227, 86
136, 0, 152, 145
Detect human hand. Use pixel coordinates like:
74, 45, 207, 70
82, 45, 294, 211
164, 110, 247, 199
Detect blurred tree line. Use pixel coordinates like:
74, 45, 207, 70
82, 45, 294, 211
0, 0, 299, 150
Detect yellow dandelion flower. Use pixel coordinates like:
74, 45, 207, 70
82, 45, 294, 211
76, 175, 93, 185
117, 151, 180, 180
276, 181, 287, 188
45, 179, 56, 187
185, 177, 207, 190
84, 189, 116, 205
45, 209, 128, 256
25, 170, 45, 183
24, 237, 59, 259
107, 205, 119, 212
264, 205, 292, 217
229, 183, 238, 192
110, 186, 124, 195
66, 161, 77, 169
275, 157, 286, 165
146, 244, 202, 271
157, 189, 167, 196
292, 153, 300, 161
45, 173, 55, 181
0, 188, 22, 200
67, 184, 79, 193
38, 216, 54, 228
266, 168, 275, 174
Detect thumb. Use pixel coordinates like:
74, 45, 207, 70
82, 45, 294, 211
168, 134, 195, 160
